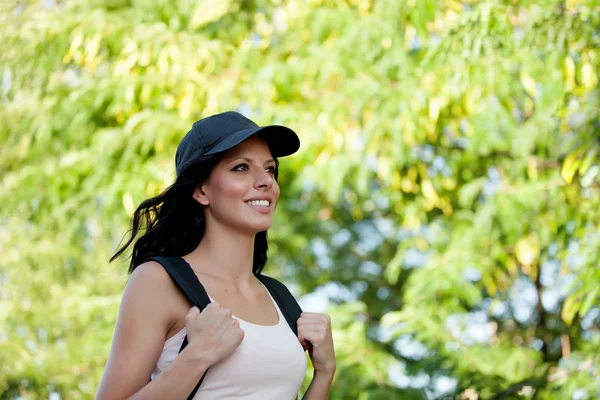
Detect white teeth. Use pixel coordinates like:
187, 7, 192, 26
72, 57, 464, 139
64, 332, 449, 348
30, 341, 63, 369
246, 200, 270, 207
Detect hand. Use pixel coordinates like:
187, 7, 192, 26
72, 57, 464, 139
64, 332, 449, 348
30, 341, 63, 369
297, 312, 336, 376
184, 303, 244, 367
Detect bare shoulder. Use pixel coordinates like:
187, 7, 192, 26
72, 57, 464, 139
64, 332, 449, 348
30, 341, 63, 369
96, 261, 186, 399
128, 260, 170, 285
123, 261, 186, 322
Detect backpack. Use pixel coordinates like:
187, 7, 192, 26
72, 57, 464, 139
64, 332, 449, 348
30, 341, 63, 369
147, 256, 304, 400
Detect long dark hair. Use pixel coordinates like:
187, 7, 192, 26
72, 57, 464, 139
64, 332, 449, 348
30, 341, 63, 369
110, 153, 278, 274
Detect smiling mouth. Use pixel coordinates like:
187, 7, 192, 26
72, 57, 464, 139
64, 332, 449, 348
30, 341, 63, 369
245, 200, 271, 207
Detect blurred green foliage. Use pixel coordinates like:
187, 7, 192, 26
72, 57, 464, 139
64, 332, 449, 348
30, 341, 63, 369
1, 0, 599, 399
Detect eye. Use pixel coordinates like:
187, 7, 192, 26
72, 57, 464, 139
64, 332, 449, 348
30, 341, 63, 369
232, 163, 249, 172
266, 165, 277, 174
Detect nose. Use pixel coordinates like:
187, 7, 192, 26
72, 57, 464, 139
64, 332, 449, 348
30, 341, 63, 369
254, 169, 274, 190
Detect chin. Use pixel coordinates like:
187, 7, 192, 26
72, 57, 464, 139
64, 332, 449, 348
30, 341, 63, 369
250, 223, 273, 233
238, 217, 273, 234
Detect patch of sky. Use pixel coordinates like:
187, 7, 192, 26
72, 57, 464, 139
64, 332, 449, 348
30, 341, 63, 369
509, 276, 538, 324
459, 118, 470, 134
366, 154, 378, 171
463, 265, 482, 282
433, 376, 458, 397
350, 280, 368, 295
388, 361, 411, 388
16, 326, 28, 337
581, 307, 599, 330
541, 260, 560, 287
541, 290, 560, 313
331, 228, 352, 247
394, 335, 429, 359
446, 311, 490, 345
403, 248, 430, 269
353, 221, 384, 255
532, 338, 544, 351
566, 239, 586, 270
14, 2, 24, 16
454, 137, 470, 149
251, 32, 262, 47
310, 238, 333, 269
236, 102, 253, 118
429, 34, 442, 46
482, 166, 502, 198
566, 220, 576, 234
37, 327, 48, 342
376, 322, 398, 342
422, 222, 444, 244
353, 134, 366, 152
513, 27, 525, 41
582, 329, 596, 341
396, 227, 415, 242
581, 165, 599, 188
373, 193, 390, 210
557, 273, 577, 297
377, 287, 391, 300
26, 339, 37, 352
374, 217, 395, 238
419, 144, 436, 163
302, 179, 315, 193
547, 242, 559, 257
359, 261, 383, 277
488, 95, 501, 110
298, 281, 357, 312
410, 35, 423, 52
412, 373, 431, 389
488, 300, 510, 320
2, 67, 12, 96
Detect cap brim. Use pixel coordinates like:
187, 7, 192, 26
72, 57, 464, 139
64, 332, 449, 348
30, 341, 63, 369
205, 125, 300, 158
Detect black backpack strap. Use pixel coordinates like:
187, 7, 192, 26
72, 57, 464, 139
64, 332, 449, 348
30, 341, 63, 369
148, 256, 210, 400
255, 274, 303, 335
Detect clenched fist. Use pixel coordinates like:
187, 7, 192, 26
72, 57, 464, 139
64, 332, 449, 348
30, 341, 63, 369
185, 302, 244, 367
297, 312, 336, 375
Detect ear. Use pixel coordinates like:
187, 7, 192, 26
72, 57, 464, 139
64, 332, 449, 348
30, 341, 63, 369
192, 185, 210, 206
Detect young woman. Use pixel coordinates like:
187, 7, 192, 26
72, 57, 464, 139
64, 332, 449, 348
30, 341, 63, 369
96, 111, 335, 399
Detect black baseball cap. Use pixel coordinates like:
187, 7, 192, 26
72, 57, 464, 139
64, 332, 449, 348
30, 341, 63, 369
175, 111, 300, 176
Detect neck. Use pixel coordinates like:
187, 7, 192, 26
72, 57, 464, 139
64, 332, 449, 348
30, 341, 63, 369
186, 221, 257, 284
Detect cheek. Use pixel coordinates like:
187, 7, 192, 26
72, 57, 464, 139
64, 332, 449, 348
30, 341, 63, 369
218, 182, 248, 203
208, 174, 248, 203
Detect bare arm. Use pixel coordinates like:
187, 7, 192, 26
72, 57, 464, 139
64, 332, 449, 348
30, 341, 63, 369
95, 262, 204, 400
302, 370, 335, 400
96, 262, 244, 400
297, 312, 336, 400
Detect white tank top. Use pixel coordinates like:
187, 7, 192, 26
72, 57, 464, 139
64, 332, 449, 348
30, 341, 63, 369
151, 287, 307, 399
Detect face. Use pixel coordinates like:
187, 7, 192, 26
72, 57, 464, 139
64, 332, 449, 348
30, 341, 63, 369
193, 135, 280, 234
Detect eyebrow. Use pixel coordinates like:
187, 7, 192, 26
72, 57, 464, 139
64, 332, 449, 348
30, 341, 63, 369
229, 157, 276, 165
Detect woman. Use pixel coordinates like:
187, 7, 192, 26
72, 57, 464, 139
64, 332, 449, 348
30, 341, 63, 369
96, 111, 336, 399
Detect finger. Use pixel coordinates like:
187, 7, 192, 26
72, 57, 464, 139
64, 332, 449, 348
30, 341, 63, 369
297, 334, 311, 350
298, 327, 325, 341
298, 325, 329, 337
298, 313, 331, 325
185, 307, 200, 321
298, 328, 327, 345
300, 312, 329, 318
297, 319, 328, 328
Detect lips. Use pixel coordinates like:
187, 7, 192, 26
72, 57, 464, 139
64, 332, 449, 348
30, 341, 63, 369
244, 198, 273, 215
